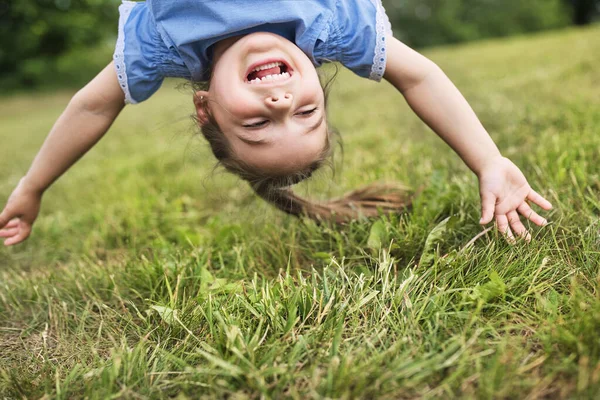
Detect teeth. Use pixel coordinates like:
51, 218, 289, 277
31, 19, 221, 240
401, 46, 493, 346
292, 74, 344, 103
252, 62, 284, 73
248, 71, 290, 84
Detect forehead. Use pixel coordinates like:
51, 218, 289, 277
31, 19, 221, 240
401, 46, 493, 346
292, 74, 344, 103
229, 120, 329, 175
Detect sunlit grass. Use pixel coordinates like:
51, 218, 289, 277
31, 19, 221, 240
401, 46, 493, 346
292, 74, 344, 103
1, 25, 599, 398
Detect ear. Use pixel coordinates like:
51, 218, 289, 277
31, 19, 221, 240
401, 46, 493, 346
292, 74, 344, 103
193, 90, 210, 125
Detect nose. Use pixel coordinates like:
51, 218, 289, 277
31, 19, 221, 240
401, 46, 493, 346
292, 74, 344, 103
265, 92, 293, 111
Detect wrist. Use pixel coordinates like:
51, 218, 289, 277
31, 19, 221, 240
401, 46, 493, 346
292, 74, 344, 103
19, 176, 46, 197
472, 152, 504, 178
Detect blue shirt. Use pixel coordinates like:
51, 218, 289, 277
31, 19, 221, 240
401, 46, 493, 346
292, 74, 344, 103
114, 0, 392, 104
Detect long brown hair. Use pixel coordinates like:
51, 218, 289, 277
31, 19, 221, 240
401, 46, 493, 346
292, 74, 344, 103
192, 67, 411, 223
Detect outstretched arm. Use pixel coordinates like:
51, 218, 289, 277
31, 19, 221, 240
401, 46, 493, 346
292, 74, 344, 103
0, 62, 125, 245
383, 36, 552, 240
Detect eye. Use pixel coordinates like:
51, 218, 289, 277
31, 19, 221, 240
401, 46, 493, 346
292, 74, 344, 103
243, 120, 269, 128
297, 107, 318, 116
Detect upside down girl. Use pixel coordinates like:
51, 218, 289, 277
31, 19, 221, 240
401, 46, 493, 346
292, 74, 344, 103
0, 0, 552, 246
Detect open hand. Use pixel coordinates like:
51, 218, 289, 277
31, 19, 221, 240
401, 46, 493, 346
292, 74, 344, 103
0, 179, 42, 246
478, 157, 552, 241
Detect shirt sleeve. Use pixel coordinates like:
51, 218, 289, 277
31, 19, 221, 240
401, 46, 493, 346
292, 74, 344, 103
114, 1, 165, 104
334, 0, 393, 82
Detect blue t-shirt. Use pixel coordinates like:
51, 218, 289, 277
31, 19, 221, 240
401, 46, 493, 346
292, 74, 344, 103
114, 0, 392, 104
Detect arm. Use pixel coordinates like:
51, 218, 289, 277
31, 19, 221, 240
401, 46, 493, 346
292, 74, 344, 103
384, 37, 552, 240
0, 62, 125, 245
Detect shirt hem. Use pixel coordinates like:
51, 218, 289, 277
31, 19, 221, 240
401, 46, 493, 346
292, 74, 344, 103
368, 0, 393, 82
114, 1, 138, 104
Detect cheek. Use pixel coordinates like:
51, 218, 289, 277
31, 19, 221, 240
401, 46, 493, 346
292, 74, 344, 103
296, 67, 325, 103
211, 82, 258, 118
295, 56, 323, 96
228, 93, 257, 115
298, 78, 325, 105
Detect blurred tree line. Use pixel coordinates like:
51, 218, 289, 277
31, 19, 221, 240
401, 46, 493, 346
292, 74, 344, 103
0, 0, 119, 91
386, 0, 576, 47
1, 0, 598, 92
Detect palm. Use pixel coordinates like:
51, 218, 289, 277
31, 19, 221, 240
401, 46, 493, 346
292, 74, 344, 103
0, 180, 42, 246
480, 161, 528, 212
478, 157, 552, 241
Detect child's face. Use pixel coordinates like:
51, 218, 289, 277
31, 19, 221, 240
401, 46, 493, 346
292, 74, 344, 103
197, 33, 327, 175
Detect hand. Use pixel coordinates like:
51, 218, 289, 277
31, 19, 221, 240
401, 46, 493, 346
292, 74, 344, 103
478, 157, 552, 241
0, 179, 43, 246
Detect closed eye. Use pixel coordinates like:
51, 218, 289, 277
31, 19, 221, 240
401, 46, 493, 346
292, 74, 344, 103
243, 120, 269, 128
243, 108, 317, 127
297, 107, 318, 116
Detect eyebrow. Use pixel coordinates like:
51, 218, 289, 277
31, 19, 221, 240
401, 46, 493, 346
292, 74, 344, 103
238, 116, 325, 146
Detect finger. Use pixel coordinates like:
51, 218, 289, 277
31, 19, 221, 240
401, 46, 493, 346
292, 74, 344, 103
518, 202, 548, 227
0, 228, 19, 238
3, 225, 30, 246
0, 209, 12, 229
496, 214, 516, 243
507, 210, 531, 242
3, 219, 19, 229
527, 190, 553, 210
480, 192, 496, 225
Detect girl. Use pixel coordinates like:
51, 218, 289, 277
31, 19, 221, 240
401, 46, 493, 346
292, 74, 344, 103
0, 0, 552, 246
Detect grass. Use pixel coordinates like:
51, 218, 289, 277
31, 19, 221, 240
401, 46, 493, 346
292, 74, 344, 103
1, 25, 600, 398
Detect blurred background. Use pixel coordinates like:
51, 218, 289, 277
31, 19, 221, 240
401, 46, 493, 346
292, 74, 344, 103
0, 0, 598, 93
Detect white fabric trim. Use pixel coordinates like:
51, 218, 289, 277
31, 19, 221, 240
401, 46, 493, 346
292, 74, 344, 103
114, 1, 137, 104
368, 0, 393, 82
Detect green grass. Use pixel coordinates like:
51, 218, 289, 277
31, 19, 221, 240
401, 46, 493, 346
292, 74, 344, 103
1, 25, 600, 398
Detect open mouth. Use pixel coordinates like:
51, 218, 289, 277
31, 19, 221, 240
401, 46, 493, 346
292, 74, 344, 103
246, 60, 292, 84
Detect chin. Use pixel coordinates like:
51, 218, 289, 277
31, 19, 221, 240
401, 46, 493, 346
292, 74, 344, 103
243, 32, 291, 45
235, 33, 296, 58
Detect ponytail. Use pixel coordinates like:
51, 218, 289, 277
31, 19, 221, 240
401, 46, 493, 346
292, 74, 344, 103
252, 182, 412, 223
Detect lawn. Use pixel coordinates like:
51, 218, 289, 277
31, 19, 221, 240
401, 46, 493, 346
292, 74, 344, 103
1, 25, 600, 398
